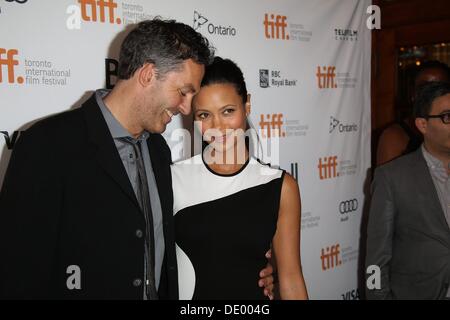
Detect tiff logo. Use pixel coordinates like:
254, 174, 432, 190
290, 163, 298, 181
259, 114, 285, 138
67, 0, 121, 29
1, 131, 22, 149
0, 49, 23, 84
264, 14, 289, 40
318, 156, 338, 180
78, 0, 120, 24
321, 244, 342, 271
316, 66, 337, 89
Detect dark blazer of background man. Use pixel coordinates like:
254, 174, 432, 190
366, 81, 450, 299
0, 19, 212, 299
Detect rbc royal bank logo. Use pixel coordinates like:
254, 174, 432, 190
259, 69, 297, 88
259, 69, 269, 88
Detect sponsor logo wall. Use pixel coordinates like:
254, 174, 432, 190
0, 0, 371, 299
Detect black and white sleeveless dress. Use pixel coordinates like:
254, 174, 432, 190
171, 154, 285, 300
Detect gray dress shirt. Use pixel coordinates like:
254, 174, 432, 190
422, 145, 450, 297
95, 89, 165, 290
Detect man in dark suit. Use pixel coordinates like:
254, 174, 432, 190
366, 81, 450, 299
0, 18, 213, 300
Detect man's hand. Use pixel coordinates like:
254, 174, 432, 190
258, 249, 276, 300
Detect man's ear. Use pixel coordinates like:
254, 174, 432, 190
136, 63, 156, 87
415, 117, 428, 135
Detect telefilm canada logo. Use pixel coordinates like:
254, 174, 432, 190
193, 10, 237, 36
259, 69, 297, 88
334, 28, 358, 41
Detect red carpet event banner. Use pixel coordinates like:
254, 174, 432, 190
0, 0, 372, 299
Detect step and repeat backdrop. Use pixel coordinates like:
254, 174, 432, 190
0, 0, 371, 299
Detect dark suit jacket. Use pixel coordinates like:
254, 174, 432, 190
0, 94, 178, 299
366, 148, 450, 299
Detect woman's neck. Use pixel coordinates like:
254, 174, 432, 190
203, 146, 249, 174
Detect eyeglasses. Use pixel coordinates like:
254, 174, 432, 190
425, 112, 450, 124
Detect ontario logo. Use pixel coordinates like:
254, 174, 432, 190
329, 116, 358, 134
66, 0, 122, 30
193, 10, 236, 36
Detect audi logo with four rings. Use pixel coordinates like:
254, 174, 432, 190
339, 199, 358, 214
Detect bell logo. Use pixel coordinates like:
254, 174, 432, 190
66, 0, 121, 29
318, 156, 339, 180
0, 48, 23, 85
264, 14, 289, 40
259, 114, 285, 138
321, 244, 342, 271
316, 66, 337, 89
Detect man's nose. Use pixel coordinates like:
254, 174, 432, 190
178, 96, 193, 115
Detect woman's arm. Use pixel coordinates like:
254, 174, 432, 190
272, 173, 308, 300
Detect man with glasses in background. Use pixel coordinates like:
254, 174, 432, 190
366, 81, 450, 299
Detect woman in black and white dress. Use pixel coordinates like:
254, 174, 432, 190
171, 57, 308, 300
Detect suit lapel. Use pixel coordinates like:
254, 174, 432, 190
82, 94, 140, 210
147, 134, 173, 217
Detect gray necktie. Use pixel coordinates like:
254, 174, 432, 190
119, 137, 158, 300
